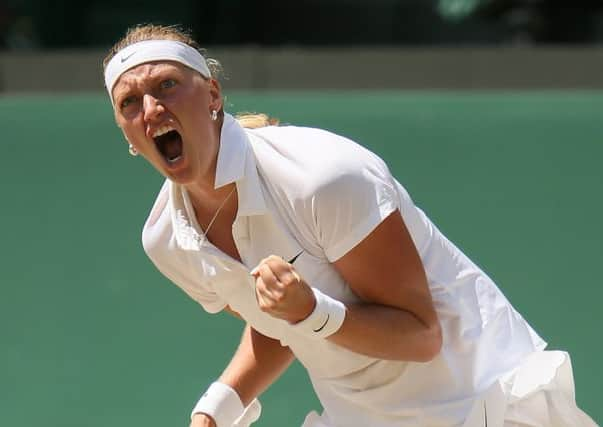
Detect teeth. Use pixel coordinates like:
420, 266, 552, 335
152, 125, 175, 138
168, 155, 182, 164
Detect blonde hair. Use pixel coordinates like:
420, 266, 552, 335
235, 112, 280, 128
104, 24, 278, 129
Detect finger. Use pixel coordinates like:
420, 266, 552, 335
250, 255, 281, 276
255, 278, 285, 315
263, 256, 300, 283
268, 261, 302, 288
256, 264, 283, 299
291, 269, 301, 283
255, 282, 274, 312
251, 255, 300, 288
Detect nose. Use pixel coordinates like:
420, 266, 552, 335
142, 93, 165, 122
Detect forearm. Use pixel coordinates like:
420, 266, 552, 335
327, 301, 442, 362
219, 324, 295, 406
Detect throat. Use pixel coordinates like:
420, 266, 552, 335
189, 185, 240, 261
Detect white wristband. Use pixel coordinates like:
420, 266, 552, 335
290, 288, 346, 339
191, 382, 244, 427
234, 398, 261, 427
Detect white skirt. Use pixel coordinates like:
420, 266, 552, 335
301, 351, 598, 427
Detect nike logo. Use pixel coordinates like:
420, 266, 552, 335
288, 250, 304, 264
313, 314, 329, 332
120, 51, 137, 63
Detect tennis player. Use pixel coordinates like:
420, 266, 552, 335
103, 24, 597, 427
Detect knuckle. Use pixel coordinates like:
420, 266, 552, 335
259, 296, 278, 311
281, 272, 298, 287
273, 291, 285, 303
280, 277, 294, 287
258, 264, 273, 278
267, 258, 281, 268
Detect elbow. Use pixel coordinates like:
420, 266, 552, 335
415, 322, 443, 363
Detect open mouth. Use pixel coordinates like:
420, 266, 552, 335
154, 129, 183, 164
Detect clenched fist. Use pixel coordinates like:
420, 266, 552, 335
251, 255, 316, 324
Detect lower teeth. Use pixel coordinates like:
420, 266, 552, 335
168, 155, 182, 164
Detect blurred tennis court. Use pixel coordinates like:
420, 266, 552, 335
0, 90, 601, 426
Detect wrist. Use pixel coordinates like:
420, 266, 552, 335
290, 287, 317, 324
289, 288, 346, 339
191, 382, 244, 427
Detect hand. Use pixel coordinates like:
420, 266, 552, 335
190, 413, 216, 427
251, 255, 316, 323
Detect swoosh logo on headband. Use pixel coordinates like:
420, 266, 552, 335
120, 51, 137, 63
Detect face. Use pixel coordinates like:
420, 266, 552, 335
112, 61, 222, 186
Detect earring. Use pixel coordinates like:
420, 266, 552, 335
128, 144, 138, 156
211, 109, 218, 121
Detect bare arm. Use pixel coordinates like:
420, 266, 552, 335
327, 209, 442, 361
253, 210, 442, 362
191, 320, 294, 427
219, 322, 295, 405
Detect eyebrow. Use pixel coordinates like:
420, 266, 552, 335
114, 65, 175, 88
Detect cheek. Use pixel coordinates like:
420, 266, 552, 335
181, 82, 212, 114
119, 125, 134, 143
119, 117, 145, 142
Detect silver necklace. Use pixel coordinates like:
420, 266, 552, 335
198, 186, 236, 244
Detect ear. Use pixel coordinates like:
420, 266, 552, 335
208, 78, 223, 112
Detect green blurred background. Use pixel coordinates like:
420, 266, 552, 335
2, 0, 602, 425
0, 91, 601, 426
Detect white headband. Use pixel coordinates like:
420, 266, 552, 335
104, 40, 212, 102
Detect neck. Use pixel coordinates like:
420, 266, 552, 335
184, 113, 225, 198
183, 115, 237, 223
184, 179, 218, 202
185, 182, 238, 228
187, 179, 235, 204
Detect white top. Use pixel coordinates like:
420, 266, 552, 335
142, 114, 546, 427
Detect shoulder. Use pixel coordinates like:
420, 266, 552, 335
247, 125, 393, 197
249, 124, 371, 162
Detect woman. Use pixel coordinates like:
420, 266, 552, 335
103, 24, 596, 427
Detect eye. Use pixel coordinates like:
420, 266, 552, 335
120, 95, 137, 110
160, 79, 176, 90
